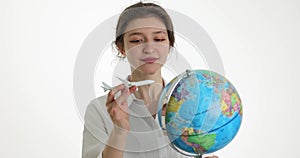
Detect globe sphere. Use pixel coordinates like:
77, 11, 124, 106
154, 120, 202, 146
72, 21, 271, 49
158, 69, 243, 157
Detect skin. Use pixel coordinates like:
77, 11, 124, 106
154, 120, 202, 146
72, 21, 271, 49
102, 16, 218, 158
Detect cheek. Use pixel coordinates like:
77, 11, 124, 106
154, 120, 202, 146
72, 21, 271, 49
126, 53, 139, 65
157, 46, 170, 63
125, 48, 143, 67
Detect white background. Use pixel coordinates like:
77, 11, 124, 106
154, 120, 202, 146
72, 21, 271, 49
1, 0, 300, 157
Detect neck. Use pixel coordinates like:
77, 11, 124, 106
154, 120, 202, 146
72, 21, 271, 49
129, 70, 164, 117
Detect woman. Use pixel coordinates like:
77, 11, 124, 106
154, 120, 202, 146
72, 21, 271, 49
82, 2, 219, 158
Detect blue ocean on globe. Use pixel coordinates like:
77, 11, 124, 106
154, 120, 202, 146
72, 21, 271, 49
158, 69, 243, 156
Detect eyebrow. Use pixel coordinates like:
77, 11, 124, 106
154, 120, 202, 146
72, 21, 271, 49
128, 30, 167, 37
128, 32, 143, 37
153, 31, 167, 35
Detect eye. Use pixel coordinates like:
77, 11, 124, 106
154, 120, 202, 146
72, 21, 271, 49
130, 39, 143, 43
154, 38, 166, 42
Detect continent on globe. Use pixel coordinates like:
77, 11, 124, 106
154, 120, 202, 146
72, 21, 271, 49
181, 127, 216, 154
167, 96, 184, 112
221, 86, 242, 117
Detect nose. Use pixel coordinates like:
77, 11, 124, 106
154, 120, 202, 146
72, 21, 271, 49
142, 42, 155, 54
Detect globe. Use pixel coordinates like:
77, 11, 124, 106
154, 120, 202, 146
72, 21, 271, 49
158, 69, 243, 157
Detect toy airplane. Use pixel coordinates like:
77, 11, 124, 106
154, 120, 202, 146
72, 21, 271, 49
101, 77, 155, 92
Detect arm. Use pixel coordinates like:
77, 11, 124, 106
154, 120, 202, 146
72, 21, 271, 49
102, 85, 137, 158
82, 93, 131, 158
82, 86, 131, 158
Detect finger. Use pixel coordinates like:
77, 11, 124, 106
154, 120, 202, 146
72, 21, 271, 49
109, 107, 115, 118
106, 91, 114, 107
110, 86, 135, 115
129, 86, 137, 93
111, 107, 130, 130
112, 106, 124, 121
110, 84, 126, 95
115, 88, 130, 106
107, 102, 113, 114
106, 84, 125, 106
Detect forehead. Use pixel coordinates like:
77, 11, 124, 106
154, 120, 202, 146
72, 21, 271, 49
123, 16, 167, 34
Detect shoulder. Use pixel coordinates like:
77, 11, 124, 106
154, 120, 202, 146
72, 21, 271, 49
86, 95, 107, 111
84, 95, 109, 121
83, 95, 113, 144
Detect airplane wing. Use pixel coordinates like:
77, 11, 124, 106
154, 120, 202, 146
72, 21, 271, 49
116, 77, 130, 85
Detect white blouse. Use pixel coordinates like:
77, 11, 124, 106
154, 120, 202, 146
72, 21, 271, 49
82, 94, 191, 158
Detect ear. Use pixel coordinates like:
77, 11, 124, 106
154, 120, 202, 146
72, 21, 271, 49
116, 41, 125, 55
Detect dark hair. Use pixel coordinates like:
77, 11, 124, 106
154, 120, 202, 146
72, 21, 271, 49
114, 2, 175, 58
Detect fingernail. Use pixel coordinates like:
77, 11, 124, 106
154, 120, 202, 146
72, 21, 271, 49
130, 86, 137, 93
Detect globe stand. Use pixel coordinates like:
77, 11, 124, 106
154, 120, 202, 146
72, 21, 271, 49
170, 142, 203, 158
194, 153, 203, 158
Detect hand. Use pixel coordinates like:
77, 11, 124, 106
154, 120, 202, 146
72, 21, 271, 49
106, 84, 136, 131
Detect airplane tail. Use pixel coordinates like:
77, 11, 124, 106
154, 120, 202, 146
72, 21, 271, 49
101, 82, 112, 92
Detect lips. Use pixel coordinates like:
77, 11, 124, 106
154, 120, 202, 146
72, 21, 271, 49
141, 57, 158, 64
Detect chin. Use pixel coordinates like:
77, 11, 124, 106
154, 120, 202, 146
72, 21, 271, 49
136, 63, 162, 75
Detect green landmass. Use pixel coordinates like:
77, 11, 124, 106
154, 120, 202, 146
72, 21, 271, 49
188, 133, 216, 151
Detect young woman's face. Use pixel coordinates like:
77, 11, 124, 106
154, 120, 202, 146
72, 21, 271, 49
122, 16, 170, 75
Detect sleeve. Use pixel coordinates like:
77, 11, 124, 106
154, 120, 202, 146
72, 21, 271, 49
82, 98, 111, 158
